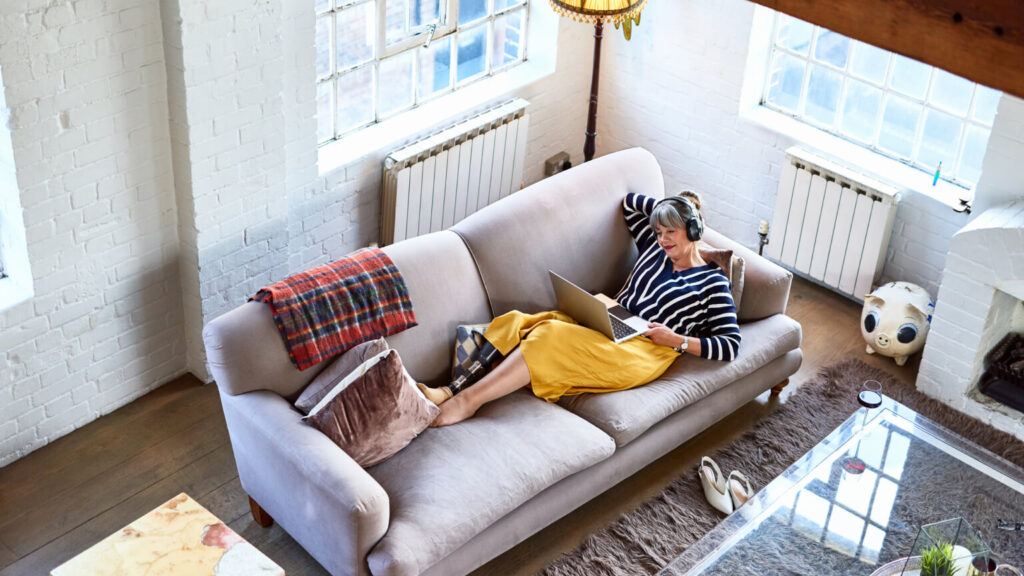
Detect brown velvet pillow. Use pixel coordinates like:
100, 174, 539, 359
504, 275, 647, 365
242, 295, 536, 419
698, 243, 745, 314
302, 349, 439, 467
294, 338, 390, 414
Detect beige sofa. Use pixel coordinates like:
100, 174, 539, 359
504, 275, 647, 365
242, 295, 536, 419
202, 147, 802, 576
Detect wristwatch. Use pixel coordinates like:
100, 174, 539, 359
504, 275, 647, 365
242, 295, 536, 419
673, 336, 688, 354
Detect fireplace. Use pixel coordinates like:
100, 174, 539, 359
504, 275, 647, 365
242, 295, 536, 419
916, 200, 1024, 441
980, 332, 1024, 412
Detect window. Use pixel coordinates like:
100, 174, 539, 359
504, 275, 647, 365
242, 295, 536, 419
316, 0, 528, 145
763, 13, 1000, 187
0, 64, 33, 311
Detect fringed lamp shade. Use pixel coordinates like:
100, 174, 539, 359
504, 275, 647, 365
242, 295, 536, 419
548, 0, 646, 24
550, 0, 646, 161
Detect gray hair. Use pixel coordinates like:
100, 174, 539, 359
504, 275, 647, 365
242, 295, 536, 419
649, 195, 701, 230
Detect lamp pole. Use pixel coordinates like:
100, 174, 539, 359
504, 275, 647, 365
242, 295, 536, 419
584, 19, 603, 162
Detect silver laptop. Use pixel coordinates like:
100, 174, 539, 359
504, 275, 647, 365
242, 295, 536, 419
549, 271, 649, 343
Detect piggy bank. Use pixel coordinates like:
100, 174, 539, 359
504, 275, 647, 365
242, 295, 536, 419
861, 282, 935, 366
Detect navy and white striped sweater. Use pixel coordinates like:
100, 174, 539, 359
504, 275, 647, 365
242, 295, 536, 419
615, 193, 741, 361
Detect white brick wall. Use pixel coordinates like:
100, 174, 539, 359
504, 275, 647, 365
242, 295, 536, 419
916, 204, 1024, 440
287, 22, 593, 269
3, 0, 1019, 466
595, 0, 1016, 298
160, 0, 591, 381
0, 0, 185, 466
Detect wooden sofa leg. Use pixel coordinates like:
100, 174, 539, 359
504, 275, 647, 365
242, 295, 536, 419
249, 496, 274, 528
770, 379, 790, 397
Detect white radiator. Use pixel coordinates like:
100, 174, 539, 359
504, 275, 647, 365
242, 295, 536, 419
764, 147, 900, 301
380, 99, 530, 246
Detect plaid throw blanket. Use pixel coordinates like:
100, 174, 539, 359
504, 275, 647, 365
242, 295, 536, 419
251, 248, 417, 371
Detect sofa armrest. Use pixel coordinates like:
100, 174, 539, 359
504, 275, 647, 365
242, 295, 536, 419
702, 228, 793, 322
219, 388, 389, 576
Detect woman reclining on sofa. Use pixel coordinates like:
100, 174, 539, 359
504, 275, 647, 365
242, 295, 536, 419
432, 191, 742, 426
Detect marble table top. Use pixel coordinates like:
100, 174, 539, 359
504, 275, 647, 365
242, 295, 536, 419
51, 493, 284, 576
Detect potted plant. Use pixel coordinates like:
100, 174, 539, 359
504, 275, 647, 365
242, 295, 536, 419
920, 541, 960, 576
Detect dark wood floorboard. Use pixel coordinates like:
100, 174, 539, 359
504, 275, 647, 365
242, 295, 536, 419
0, 382, 227, 557
0, 278, 919, 576
0, 375, 212, 503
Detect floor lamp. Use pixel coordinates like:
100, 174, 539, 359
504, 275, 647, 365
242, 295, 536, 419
549, 0, 647, 162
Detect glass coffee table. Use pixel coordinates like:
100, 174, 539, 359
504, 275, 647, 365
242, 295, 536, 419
659, 397, 1024, 575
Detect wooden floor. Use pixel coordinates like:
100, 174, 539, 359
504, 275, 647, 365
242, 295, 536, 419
0, 277, 919, 576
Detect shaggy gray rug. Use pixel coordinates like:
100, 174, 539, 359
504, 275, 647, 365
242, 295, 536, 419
540, 358, 1024, 576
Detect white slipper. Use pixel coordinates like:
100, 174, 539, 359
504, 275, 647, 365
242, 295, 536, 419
698, 457, 733, 515
728, 470, 753, 510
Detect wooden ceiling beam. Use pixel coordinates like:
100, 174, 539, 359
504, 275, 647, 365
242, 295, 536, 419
746, 0, 1024, 99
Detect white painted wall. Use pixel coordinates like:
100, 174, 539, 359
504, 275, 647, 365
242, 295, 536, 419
3, 0, 1019, 465
0, 0, 592, 465
973, 95, 1024, 216
0, 0, 185, 466
593, 0, 1017, 299
160, 0, 592, 380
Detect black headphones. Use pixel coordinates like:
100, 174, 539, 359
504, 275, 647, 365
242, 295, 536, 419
657, 196, 704, 242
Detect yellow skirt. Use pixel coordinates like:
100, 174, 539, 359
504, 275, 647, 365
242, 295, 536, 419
484, 310, 679, 402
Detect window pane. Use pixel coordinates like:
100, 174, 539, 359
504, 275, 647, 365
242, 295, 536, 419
805, 64, 842, 126
418, 36, 452, 100
316, 16, 332, 78
337, 66, 373, 134
765, 52, 806, 113
495, 0, 526, 10
337, 3, 374, 70
491, 10, 523, 69
878, 94, 919, 158
973, 85, 1000, 125
917, 108, 961, 169
813, 29, 849, 69
379, 52, 414, 118
958, 125, 988, 184
386, 0, 440, 45
316, 0, 330, 13
889, 55, 929, 99
412, 0, 439, 26
459, 0, 487, 25
776, 14, 812, 55
317, 81, 333, 144
457, 24, 487, 83
850, 40, 888, 84
929, 69, 972, 115
841, 79, 881, 143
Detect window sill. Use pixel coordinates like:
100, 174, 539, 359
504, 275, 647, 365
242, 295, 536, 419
0, 273, 33, 313
741, 105, 972, 210
318, 50, 556, 176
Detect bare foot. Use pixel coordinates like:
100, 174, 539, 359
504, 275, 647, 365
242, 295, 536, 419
430, 395, 478, 427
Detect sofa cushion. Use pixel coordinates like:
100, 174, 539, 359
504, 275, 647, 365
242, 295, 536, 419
702, 228, 791, 322
302, 349, 439, 467
294, 338, 390, 414
365, 390, 615, 575
382, 230, 494, 386
697, 243, 745, 312
451, 148, 665, 316
558, 314, 802, 447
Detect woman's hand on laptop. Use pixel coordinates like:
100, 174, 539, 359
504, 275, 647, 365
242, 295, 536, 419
643, 322, 681, 348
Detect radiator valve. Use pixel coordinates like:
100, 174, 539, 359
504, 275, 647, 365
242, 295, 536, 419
758, 220, 770, 255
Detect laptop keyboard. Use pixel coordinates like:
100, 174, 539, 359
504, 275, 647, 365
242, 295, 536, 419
610, 315, 639, 340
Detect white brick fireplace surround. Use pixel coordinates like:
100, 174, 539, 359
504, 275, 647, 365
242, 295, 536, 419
917, 201, 1024, 441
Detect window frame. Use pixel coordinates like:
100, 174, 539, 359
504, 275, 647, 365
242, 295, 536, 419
317, 0, 530, 146
757, 11, 998, 190
316, 0, 552, 176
